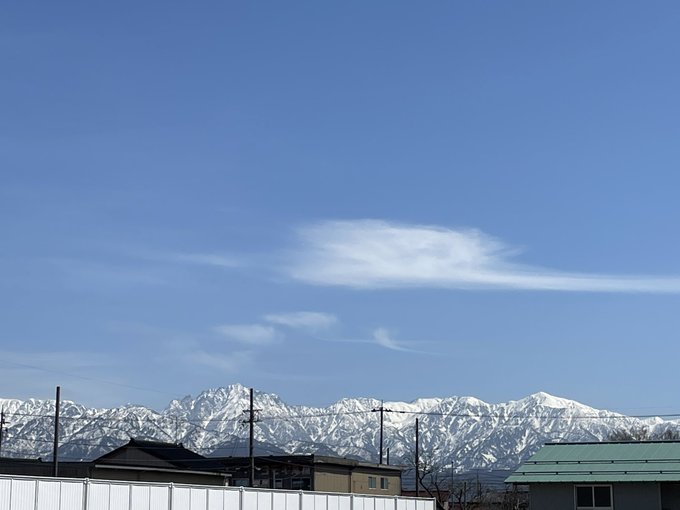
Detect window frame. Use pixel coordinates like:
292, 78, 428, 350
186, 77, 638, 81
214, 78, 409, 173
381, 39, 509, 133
368, 476, 377, 489
574, 484, 613, 510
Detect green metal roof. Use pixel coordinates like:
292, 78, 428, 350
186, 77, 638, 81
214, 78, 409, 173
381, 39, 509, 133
506, 441, 680, 484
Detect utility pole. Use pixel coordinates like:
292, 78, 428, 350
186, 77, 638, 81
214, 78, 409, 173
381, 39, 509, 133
249, 388, 255, 487
0, 408, 5, 458
53, 386, 60, 477
371, 402, 390, 464
379, 402, 384, 464
450, 460, 454, 507
242, 388, 260, 487
415, 417, 420, 498
386, 447, 390, 466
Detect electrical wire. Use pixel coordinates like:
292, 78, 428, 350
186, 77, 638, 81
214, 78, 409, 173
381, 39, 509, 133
8, 407, 680, 422
4, 393, 680, 474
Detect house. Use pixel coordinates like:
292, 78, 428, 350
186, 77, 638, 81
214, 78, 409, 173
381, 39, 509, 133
0, 439, 228, 486
93, 438, 228, 485
506, 440, 680, 510
216, 454, 402, 495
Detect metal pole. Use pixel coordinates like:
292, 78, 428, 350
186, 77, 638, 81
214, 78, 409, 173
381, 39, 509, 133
249, 388, 255, 487
415, 418, 419, 498
53, 386, 60, 477
82, 479, 89, 510
379, 402, 384, 464
0, 408, 5, 457
450, 460, 454, 508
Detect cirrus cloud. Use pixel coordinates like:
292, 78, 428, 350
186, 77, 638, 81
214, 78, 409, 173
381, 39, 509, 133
168, 253, 242, 268
264, 311, 337, 331
214, 324, 282, 346
287, 219, 680, 293
188, 349, 254, 372
372, 328, 416, 352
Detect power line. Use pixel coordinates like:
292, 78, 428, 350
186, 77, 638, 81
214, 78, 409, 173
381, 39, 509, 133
8, 408, 680, 421
4, 392, 680, 473
258, 410, 371, 420
0, 359, 177, 397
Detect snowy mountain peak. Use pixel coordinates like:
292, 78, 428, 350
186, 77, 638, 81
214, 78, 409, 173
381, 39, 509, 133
514, 391, 585, 409
166, 385, 249, 413
2, 386, 678, 472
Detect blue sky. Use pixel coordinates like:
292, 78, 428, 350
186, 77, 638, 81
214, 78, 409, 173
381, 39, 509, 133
3, 1, 680, 413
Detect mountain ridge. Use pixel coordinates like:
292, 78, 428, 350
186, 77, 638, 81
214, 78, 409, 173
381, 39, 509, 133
2, 384, 678, 471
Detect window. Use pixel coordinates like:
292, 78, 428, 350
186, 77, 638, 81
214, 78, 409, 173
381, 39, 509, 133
291, 478, 311, 490
576, 485, 612, 509
368, 476, 377, 489
380, 477, 389, 490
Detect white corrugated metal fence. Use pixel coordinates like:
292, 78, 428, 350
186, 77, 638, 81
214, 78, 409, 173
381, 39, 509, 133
0, 475, 434, 510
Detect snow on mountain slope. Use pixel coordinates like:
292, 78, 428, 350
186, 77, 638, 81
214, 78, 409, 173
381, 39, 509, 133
1, 384, 678, 471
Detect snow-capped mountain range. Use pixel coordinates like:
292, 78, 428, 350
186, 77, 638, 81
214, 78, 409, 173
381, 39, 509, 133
1, 384, 678, 472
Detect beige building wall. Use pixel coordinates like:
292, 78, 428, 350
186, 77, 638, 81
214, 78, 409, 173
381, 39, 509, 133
350, 472, 401, 496
314, 471, 351, 493
313, 467, 401, 496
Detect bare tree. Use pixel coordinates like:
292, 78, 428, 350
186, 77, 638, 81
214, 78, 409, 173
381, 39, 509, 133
499, 485, 529, 510
404, 444, 450, 509
607, 426, 650, 441
449, 475, 489, 510
403, 444, 490, 510
656, 429, 680, 440
607, 426, 680, 441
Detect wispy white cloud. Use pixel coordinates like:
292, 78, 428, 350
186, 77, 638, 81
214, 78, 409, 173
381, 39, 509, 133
372, 328, 412, 352
165, 253, 242, 268
288, 219, 680, 293
316, 328, 434, 354
46, 249, 241, 291
49, 258, 167, 287
128, 248, 242, 268
214, 324, 282, 346
264, 311, 337, 331
187, 350, 253, 372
